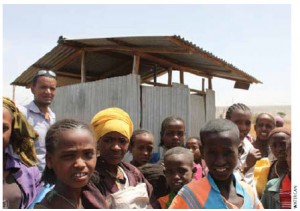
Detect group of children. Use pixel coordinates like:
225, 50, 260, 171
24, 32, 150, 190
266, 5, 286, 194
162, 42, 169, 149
3, 97, 291, 209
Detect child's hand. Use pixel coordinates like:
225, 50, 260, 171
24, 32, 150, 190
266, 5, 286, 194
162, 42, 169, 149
246, 148, 261, 167
241, 148, 262, 174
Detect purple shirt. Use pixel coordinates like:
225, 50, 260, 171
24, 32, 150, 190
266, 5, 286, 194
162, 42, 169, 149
18, 101, 56, 172
4, 146, 43, 208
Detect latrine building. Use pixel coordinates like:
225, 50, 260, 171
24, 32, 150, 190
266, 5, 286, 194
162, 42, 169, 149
12, 35, 261, 153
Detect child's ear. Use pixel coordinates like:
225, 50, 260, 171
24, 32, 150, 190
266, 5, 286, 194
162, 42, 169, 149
46, 154, 53, 169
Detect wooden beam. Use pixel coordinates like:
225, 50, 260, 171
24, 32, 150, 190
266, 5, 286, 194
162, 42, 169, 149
97, 61, 132, 80
153, 64, 157, 84
168, 67, 172, 86
190, 88, 206, 96
142, 81, 171, 87
132, 55, 140, 74
180, 71, 184, 84
208, 78, 212, 89
84, 46, 191, 54
81, 51, 86, 83
138, 52, 212, 79
55, 71, 96, 80
52, 50, 82, 71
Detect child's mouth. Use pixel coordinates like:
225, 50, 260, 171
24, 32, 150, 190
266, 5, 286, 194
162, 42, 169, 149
215, 168, 226, 173
73, 172, 88, 180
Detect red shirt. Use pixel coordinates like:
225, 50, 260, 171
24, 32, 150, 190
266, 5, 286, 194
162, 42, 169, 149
280, 174, 291, 209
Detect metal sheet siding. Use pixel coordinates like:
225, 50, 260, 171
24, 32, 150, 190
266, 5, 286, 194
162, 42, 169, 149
51, 74, 141, 129
141, 84, 190, 153
205, 89, 216, 122
190, 95, 206, 137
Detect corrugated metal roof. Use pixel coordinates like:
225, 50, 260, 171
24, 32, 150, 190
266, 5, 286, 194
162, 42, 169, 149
11, 35, 261, 87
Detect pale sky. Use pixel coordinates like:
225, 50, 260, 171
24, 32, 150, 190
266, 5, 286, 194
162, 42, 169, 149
2, 4, 292, 106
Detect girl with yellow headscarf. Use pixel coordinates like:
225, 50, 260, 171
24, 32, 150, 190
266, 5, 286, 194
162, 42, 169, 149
91, 107, 154, 208
3, 97, 43, 208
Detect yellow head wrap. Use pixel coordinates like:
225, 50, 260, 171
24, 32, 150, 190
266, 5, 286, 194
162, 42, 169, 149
91, 107, 133, 141
3, 97, 38, 166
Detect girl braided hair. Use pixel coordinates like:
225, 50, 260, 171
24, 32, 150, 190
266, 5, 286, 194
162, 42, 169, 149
225, 103, 251, 120
3, 97, 38, 166
41, 119, 97, 185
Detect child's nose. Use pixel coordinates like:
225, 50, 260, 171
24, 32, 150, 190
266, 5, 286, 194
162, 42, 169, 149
215, 154, 226, 165
74, 158, 85, 168
111, 143, 121, 151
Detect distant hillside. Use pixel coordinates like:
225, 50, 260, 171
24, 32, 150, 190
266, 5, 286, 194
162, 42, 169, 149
216, 105, 291, 122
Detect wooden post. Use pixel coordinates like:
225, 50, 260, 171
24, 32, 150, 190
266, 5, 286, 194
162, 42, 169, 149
81, 51, 86, 83
180, 70, 184, 84
202, 78, 205, 91
208, 78, 212, 89
168, 67, 172, 86
132, 55, 140, 74
153, 64, 157, 85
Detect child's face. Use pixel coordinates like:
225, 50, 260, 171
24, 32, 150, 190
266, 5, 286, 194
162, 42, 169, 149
186, 139, 201, 163
269, 132, 290, 161
161, 120, 185, 150
131, 133, 154, 166
229, 109, 251, 142
46, 129, 96, 189
2, 108, 12, 150
99, 131, 129, 165
254, 115, 275, 141
164, 154, 195, 193
202, 131, 239, 182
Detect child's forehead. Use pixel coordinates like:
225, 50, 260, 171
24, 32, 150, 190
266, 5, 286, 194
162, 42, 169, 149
165, 121, 185, 129
165, 154, 193, 166
202, 130, 239, 145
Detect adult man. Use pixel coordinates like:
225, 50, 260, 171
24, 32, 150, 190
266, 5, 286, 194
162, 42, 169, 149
19, 70, 57, 172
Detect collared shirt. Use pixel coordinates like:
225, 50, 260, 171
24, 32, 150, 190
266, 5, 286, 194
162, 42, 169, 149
169, 173, 263, 209
18, 101, 56, 172
4, 146, 42, 209
234, 137, 257, 195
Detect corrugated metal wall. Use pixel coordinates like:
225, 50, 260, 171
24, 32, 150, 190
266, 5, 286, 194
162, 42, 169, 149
141, 84, 190, 152
190, 95, 206, 137
51, 74, 215, 158
205, 89, 216, 122
51, 74, 141, 128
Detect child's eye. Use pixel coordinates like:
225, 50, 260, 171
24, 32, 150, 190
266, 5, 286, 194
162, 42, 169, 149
103, 137, 113, 143
84, 150, 95, 159
178, 168, 187, 174
61, 154, 75, 160
120, 138, 128, 145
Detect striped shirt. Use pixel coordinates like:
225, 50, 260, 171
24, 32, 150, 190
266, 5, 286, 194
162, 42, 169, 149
280, 174, 291, 209
169, 173, 263, 209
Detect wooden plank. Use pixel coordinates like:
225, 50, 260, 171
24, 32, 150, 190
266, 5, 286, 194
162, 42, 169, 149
81, 51, 86, 83
84, 46, 191, 54
55, 71, 96, 80
142, 81, 171, 87
52, 50, 82, 71
208, 78, 212, 89
97, 61, 132, 80
180, 71, 184, 84
168, 67, 172, 86
190, 88, 206, 96
132, 55, 140, 74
